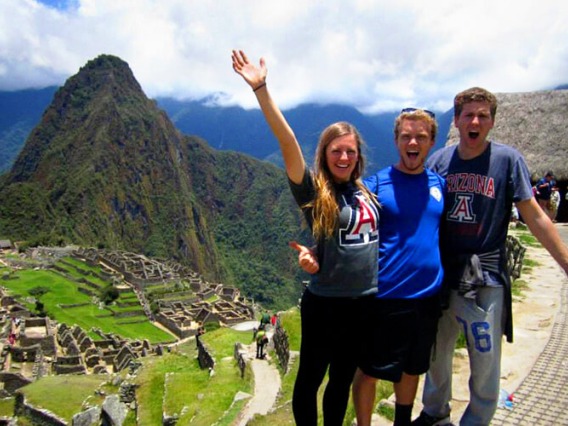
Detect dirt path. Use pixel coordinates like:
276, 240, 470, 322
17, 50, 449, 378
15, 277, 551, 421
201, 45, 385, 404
236, 355, 282, 425
232, 321, 281, 425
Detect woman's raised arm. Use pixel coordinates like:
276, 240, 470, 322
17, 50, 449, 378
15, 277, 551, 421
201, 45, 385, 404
232, 50, 305, 184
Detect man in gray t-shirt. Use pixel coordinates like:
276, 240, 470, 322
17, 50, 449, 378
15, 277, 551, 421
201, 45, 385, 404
414, 87, 568, 426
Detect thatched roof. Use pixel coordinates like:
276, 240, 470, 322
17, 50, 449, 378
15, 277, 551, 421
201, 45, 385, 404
446, 89, 568, 181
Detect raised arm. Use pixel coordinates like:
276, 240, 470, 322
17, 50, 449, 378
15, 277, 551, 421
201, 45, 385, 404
232, 50, 305, 184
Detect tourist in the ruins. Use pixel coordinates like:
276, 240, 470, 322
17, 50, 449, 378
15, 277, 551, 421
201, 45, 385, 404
259, 312, 271, 329
232, 50, 379, 426
255, 328, 269, 359
534, 171, 556, 219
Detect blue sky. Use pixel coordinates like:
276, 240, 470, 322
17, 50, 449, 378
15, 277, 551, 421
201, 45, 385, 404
2, 0, 568, 113
36, 0, 76, 10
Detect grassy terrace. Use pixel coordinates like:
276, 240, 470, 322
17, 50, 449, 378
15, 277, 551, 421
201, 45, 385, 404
2, 265, 174, 344
13, 324, 257, 425
18, 375, 113, 423
135, 327, 255, 425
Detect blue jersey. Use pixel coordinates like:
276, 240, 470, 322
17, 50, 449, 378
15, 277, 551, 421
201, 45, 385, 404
364, 166, 445, 298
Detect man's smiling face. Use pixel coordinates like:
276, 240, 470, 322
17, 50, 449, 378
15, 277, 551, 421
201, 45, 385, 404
395, 118, 434, 174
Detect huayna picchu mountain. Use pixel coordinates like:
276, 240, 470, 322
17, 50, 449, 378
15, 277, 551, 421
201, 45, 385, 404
0, 54, 305, 309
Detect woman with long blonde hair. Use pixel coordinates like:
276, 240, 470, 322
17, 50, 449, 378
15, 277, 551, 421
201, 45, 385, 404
232, 50, 379, 426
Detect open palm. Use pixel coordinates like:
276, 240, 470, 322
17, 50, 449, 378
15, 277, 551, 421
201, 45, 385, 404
231, 50, 267, 88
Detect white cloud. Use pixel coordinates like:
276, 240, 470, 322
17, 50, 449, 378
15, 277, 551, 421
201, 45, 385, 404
1, 0, 567, 113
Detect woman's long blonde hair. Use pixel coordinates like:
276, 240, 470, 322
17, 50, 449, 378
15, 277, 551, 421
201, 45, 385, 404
307, 122, 376, 240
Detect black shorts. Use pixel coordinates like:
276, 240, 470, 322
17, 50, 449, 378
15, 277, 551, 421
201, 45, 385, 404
357, 295, 441, 382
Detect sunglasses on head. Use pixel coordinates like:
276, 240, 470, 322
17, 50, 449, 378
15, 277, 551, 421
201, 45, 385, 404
400, 107, 436, 119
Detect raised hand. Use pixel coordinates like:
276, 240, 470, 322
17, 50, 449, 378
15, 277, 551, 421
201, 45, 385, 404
231, 49, 305, 184
289, 241, 320, 274
231, 50, 267, 90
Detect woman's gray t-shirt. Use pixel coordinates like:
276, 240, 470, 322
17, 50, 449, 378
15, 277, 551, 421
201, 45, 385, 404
289, 169, 379, 298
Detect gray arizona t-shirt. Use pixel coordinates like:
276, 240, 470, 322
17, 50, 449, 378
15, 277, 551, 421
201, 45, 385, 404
427, 141, 533, 255
289, 169, 379, 297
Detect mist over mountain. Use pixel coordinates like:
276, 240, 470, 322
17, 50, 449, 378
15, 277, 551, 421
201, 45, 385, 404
155, 99, 455, 174
1, 88, 453, 176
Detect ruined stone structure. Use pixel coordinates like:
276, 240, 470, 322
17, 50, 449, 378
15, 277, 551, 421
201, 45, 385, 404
72, 247, 255, 339
506, 234, 526, 280
0, 283, 159, 397
195, 334, 215, 371
271, 318, 291, 373
0, 245, 266, 424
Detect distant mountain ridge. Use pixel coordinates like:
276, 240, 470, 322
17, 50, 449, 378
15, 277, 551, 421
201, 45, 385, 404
157, 98, 403, 173
0, 87, 58, 173
139, 98, 456, 174
1, 88, 452, 176
2, 83, 568, 176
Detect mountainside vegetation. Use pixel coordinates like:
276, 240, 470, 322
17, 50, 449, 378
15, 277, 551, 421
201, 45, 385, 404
0, 54, 307, 310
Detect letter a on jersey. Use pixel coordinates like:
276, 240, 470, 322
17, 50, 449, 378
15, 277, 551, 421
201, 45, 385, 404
448, 193, 476, 223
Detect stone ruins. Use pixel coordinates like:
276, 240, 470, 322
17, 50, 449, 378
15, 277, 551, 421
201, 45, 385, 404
0, 245, 257, 397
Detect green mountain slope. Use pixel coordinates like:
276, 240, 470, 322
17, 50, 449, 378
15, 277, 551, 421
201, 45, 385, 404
0, 54, 307, 309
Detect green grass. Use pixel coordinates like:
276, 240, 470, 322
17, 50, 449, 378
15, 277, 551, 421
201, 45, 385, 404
508, 228, 542, 298
135, 354, 194, 425
279, 307, 301, 351
54, 263, 106, 288
1, 268, 174, 343
0, 398, 15, 417
510, 226, 540, 248
60, 256, 104, 274
135, 327, 253, 425
18, 375, 110, 421
516, 232, 539, 247
521, 257, 540, 271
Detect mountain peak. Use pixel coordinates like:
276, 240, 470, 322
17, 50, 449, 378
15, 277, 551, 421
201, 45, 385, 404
71, 54, 144, 96
7, 54, 152, 183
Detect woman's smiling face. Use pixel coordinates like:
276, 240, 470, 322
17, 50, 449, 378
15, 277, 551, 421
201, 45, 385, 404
325, 134, 359, 183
